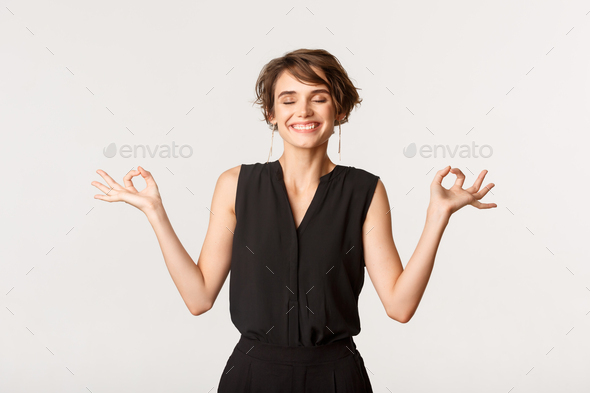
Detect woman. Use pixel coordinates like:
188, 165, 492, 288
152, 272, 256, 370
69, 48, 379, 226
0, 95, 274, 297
91, 48, 496, 392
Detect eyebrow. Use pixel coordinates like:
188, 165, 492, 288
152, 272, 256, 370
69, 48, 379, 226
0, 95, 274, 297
277, 89, 330, 99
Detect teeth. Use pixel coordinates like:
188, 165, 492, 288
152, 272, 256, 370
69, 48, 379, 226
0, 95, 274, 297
292, 123, 319, 130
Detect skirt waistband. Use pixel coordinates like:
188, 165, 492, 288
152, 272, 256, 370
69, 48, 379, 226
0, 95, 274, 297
234, 334, 358, 364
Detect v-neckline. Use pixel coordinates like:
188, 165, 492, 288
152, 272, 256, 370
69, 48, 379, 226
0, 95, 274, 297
273, 160, 341, 235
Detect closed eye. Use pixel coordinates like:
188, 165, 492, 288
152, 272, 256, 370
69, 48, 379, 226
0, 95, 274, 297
284, 100, 327, 105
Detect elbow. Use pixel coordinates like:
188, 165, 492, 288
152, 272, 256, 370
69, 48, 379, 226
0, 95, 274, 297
387, 309, 412, 324
190, 307, 207, 316
190, 301, 213, 316
396, 314, 411, 324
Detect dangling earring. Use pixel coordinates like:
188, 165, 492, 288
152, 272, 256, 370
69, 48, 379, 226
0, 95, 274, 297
338, 119, 342, 161
266, 122, 277, 163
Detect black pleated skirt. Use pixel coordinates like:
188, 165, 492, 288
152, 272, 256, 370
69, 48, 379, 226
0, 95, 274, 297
217, 334, 373, 393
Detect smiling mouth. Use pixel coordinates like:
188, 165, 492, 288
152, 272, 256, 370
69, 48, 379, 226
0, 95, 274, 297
290, 123, 320, 131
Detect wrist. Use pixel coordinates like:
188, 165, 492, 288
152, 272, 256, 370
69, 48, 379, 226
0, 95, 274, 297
144, 201, 166, 221
426, 204, 451, 224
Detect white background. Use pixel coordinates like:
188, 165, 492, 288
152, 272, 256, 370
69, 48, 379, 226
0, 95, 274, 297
1, 0, 589, 392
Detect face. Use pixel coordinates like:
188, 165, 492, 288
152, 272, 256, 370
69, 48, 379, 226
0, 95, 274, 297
269, 66, 344, 150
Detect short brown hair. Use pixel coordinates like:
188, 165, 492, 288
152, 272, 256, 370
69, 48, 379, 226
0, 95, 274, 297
252, 48, 363, 129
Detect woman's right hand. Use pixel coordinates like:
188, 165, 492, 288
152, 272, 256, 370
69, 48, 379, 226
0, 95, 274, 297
91, 166, 162, 213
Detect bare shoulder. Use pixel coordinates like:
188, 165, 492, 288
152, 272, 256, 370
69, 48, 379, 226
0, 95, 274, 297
219, 164, 242, 184
214, 164, 242, 215
364, 178, 390, 227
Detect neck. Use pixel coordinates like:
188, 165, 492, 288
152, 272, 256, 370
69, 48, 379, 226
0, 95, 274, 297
277, 151, 335, 188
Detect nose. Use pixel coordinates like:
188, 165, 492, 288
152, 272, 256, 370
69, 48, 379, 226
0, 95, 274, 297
295, 100, 313, 117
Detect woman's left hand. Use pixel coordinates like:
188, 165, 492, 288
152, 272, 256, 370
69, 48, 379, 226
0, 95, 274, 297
429, 166, 497, 217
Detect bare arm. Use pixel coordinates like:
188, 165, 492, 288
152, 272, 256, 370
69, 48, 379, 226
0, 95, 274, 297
362, 166, 495, 323
92, 165, 241, 316
362, 178, 448, 323
144, 165, 240, 315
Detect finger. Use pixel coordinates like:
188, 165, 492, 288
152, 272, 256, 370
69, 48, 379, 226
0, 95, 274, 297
138, 166, 157, 187
91, 180, 114, 195
472, 182, 495, 200
123, 169, 140, 190
471, 199, 498, 209
450, 168, 466, 188
431, 165, 451, 187
96, 169, 122, 189
94, 194, 115, 202
467, 170, 489, 193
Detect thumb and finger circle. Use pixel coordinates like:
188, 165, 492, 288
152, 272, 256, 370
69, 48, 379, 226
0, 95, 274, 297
431, 166, 452, 187
138, 166, 158, 187
123, 169, 141, 190
92, 167, 156, 201
450, 168, 466, 188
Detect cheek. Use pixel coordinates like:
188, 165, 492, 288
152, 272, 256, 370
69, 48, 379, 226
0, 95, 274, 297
275, 106, 290, 116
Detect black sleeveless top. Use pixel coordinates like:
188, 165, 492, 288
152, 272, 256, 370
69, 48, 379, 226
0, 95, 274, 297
229, 159, 380, 347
